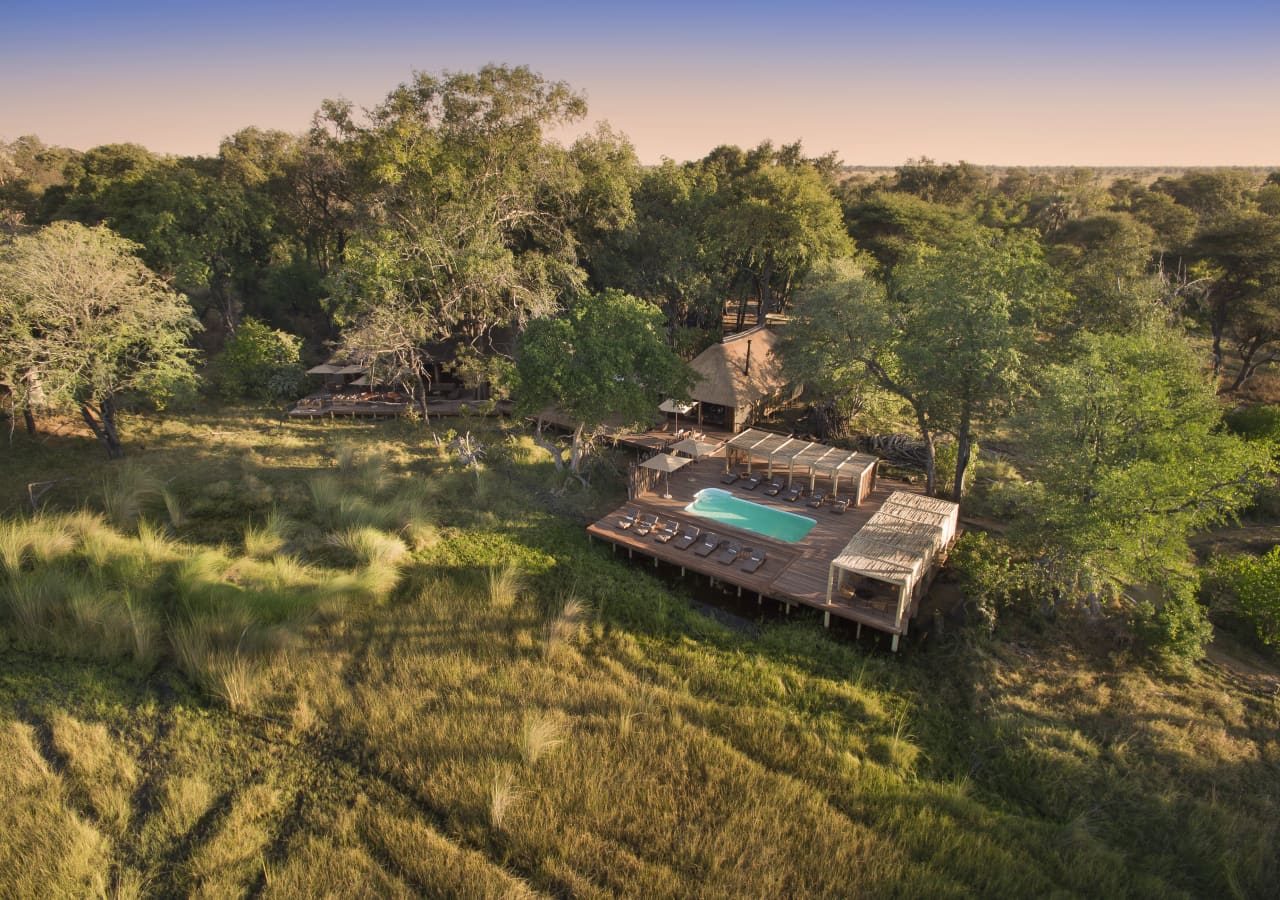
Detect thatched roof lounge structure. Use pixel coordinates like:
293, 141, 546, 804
680, 326, 791, 433
726, 428, 880, 503
826, 491, 960, 649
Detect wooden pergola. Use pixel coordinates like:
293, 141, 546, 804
825, 491, 960, 649
725, 428, 880, 503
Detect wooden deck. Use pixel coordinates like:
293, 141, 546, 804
290, 395, 513, 419
587, 457, 934, 642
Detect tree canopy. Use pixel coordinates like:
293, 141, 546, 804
515, 289, 693, 476
0, 222, 199, 457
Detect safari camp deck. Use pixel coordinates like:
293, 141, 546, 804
586, 458, 935, 639
289, 395, 513, 419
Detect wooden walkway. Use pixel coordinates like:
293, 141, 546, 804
289, 396, 513, 419
587, 458, 932, 642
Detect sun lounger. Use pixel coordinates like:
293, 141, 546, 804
672, 526, 700, 550
807, 491, 826, 508
740, 473, 763, 490
693, 533, 722, 557
616, 507, 640, 529
654, 520, 679, 543
720, 470, 740, 485
830, 498, 851, 514
716, 542, 743, 565
740, 548, 767, 574
634, 513, 659, 536
762, 479, 783, 496
782, 485, 802, 502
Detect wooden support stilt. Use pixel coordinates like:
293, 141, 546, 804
856, 623, 862, 638
823, 611, 830, 628
736, 586, 742, 597
891, 634, 900, 652
628, 548, 633, 559
680, 566, 685, 577
785, 603, 791, 615
653, 556, 658, 568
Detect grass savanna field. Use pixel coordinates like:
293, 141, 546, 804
1, 411, 1277, 898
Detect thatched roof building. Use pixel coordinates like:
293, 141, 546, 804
683, 326, 792, 432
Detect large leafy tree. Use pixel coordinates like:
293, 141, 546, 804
892, 234, 1064, 500
785, 260, 947, 493
1015, 327, 1272, 653
714, 159, 853, 328
326, 66, 595, 383
1187, 214, 1280, 391
515, 290, 693, 479
0, 223, 199, 457
589, 142, 849, 333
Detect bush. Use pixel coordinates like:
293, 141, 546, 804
948, 532, 1027, 634
209, 318, 306, 402
1133, 578, 1213, 667
1224, 404, 1280, 444
1207, 548, 1280, 650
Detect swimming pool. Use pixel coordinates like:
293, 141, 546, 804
684, 488, 817, 543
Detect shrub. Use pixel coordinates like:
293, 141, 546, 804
1133, 578, 1213, 666
1208, 548, 1280, 650
948, 532, 1027, 634
1224, 404, 1280, 444
209, 318, 306, 402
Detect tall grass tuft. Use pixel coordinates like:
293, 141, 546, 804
488, 768, 520, 831
244, 508, 292, 559
328, 527, 408, 569
520, 711, 565, 765
208, 651, 262, 713
101, 462, 164, 529
333, 442, 359, 472
545, 594, 588, 659
486, 562, 524, 611
0, 519, 29, 575
134, 518, 176, 562
161, 489, 185, 531
356, 449, 389, 495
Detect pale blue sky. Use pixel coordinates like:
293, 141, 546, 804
2, 1, 1277, 164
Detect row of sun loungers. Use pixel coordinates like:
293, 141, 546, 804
614, 509, 768, 574
719, 470, 852, 512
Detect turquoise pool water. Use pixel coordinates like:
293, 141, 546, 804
684, 488, 817, 543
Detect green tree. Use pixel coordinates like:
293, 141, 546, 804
210, 317, 305, 402
785, 259, 947, 493
893, 234, 1065, 500
326, 66, 590, 354
1016, 327, 1272, 659
842, 192, 987, 273
1044, 212, 1163, 332
1187, 214, 1280, 391
515, 290, 693, 479
0, 223, 199, 457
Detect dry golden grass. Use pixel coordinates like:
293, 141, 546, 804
0, 722, 111, 898
0, 411, 1275, 897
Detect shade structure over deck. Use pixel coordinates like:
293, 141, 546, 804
670, 437, 720, 459
334, 364, 368, 375
726, 428, 879, 500
640, 452, 693, 498
826, 490, 960, 634
305, 364, 342, 375
659, 397, 697, 432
